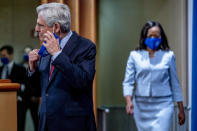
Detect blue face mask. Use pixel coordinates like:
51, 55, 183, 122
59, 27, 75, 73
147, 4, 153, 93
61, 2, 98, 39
1, 57, 9, 65
38, 32, 61, 56
144, 37, 162, 50
24, 54, 29, 61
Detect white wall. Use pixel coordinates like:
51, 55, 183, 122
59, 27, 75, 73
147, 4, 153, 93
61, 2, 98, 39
0, 0, 40, 64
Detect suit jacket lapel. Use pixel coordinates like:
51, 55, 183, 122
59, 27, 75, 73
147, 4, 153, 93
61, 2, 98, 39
42, 49, 49, 57
40, 53, 51, 88
47, 31, 79, 86
9, 64, 15, 78
62, 31, 78, 57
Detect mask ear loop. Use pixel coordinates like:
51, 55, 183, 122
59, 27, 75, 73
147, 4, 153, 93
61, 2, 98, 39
53, 24, 62, 49
53, 24, 61, 38
53, 26, 55, 34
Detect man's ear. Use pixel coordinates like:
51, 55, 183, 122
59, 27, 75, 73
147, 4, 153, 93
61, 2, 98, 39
53, 23, 61, 34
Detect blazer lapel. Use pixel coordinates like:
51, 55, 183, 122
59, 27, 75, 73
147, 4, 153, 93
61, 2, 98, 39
42, 49, 49, 57
40, 53, 51, 88
62, 31, 78, 57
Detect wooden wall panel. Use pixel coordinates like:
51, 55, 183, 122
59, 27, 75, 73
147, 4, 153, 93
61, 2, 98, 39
78, 0, 97, 120
79, 0, 97, 43
0, 83, 20, 131
41, 0, 60, 3
64, 0, 97, 118
0, 92, 17, 131
64, 0, 80, 33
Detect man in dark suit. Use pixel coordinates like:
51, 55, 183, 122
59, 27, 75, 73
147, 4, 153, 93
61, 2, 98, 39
28, 3, 96, 131
23, 46, 41, 131
0, 45, 27, 131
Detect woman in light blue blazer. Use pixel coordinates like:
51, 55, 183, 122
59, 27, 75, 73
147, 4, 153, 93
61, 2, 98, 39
122, 21, 185, 131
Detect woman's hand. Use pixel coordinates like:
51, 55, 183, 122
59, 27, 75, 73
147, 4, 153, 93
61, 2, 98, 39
178, 110, 185, 125
125, 95, 134, 115
177, 102, 185, 125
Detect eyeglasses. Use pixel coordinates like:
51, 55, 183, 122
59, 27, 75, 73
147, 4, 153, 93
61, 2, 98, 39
36, 23, 47, 30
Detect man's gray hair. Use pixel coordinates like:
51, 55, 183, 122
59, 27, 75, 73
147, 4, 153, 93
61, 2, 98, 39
36, 3, 71, 33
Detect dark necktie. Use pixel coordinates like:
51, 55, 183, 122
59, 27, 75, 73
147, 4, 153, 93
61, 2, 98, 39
4, 66, 9, 79
6, 67, 9, 78
49, 64, 54, 79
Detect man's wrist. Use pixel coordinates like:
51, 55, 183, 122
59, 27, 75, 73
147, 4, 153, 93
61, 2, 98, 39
28, 67, 35, 77
52, 51, 61, 61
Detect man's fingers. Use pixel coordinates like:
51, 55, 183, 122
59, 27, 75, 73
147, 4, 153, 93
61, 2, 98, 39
44, 32, 52, 40
47, 31, 53, 38
31, 49, 39, 55
29, 49, 40, 62
34, 49, 40, 53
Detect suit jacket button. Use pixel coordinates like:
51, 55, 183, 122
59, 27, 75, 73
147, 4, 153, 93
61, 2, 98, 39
46, 93, 49, 97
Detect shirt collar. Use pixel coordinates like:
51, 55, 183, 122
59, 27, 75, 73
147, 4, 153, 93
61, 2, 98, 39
60, 31, 73, 49
3, 60, 14, 75
7, 60, 14, 70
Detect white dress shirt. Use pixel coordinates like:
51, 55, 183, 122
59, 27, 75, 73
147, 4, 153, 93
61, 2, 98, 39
1, 60, 14, 79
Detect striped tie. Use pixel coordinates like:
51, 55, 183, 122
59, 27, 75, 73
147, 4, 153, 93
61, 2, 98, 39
49, 64, 54, 79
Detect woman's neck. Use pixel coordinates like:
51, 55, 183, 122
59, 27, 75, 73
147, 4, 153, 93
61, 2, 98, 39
146, 48, 156, 58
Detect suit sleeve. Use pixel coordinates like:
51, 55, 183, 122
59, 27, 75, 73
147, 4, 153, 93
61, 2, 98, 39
52, 43, 96, 89
27, 67, 41, 92
169, 51, 183, 102
122, 52, 136, 97
18, 66, 28, 84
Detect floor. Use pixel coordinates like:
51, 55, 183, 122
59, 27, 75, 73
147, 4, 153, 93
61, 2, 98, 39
25, 109, 35, 131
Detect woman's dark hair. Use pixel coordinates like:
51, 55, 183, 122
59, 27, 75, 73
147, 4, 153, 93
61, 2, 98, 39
136, 21, 170, 50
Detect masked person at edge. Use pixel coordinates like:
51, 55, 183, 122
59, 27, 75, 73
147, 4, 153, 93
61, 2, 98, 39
0, 45, 27, 131
23, 46, 32, 69
28, 3, 96, 131
21, 46, 41, 131
122, 21, 185, 131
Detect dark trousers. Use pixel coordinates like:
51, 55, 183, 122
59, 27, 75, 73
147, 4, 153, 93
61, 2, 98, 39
17, 101, 25, 131
17, 101, 39, 131
44, 112, 96, 131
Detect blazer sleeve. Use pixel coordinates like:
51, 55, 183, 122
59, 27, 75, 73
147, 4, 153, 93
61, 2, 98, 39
122, 52, 136, 97
27, 66, 40, 88
169, 52, 183, 102
52, 43, 96, 90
